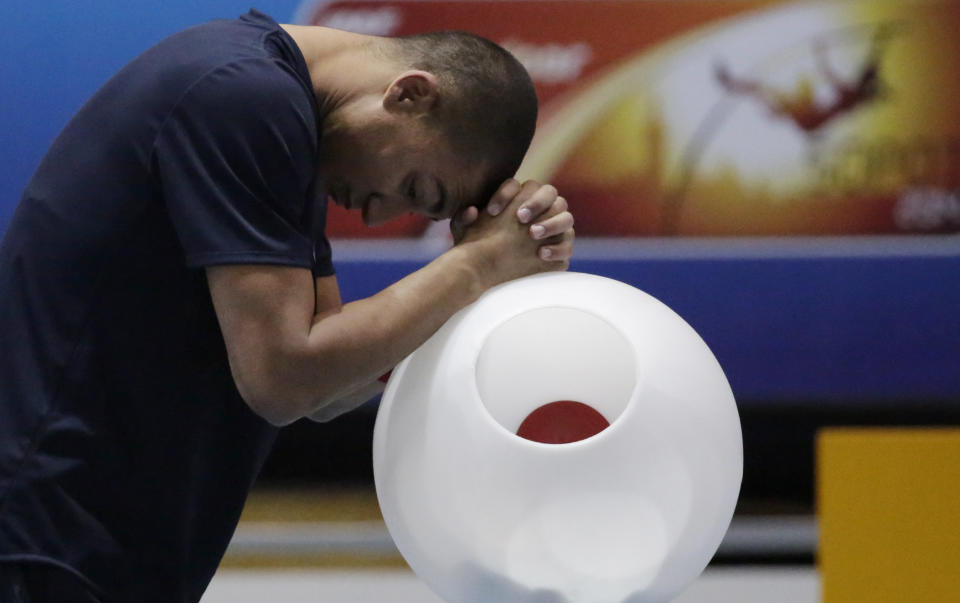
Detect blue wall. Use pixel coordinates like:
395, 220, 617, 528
2, 2, 958, 407
0, 1, 302, 231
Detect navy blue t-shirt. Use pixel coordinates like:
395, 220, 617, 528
0, 10, 331, 602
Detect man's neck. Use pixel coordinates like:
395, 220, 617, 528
280, 24, 401, 116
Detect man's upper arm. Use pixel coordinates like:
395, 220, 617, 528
206, 265, 342, 425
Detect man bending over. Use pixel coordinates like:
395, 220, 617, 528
0, 9, 573, 603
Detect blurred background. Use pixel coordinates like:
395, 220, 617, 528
2, 0, 958, 601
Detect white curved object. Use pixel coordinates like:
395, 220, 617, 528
374, 272, 742, 603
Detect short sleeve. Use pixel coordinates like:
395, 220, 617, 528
152, 59, 320, 270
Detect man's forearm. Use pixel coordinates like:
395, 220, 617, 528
210, 180, 573, 426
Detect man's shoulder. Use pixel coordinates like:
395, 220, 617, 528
129, 17, 287, 96
122, 16, 316, 148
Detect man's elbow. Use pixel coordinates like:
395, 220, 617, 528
241, 392, 303, 427
232, 371, 322, 427
225, 342, 351, 426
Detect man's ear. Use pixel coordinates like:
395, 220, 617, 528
383, 70, 438, 115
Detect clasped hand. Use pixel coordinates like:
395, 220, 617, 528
451, 179, 575, 277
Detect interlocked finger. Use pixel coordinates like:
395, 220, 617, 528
529, 202, 573, 241
537, 228, 575, 262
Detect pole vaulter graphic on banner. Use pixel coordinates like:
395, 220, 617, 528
295, 0, 960, 242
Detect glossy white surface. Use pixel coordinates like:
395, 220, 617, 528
374, 272, 743, 603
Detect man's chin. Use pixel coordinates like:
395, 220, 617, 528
360, 207, 379, 227
360, 200, 389, 227
362, 215, 389, 228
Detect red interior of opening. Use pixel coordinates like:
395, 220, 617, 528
516, 400, 610, 444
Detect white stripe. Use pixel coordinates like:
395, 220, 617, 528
329, 235, 959, 262
226, 515, 817, 558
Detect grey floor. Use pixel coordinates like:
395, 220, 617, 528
201, 567, 819, 603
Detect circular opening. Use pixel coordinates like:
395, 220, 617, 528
475, 307, 636, 444
516, 400, 611, 444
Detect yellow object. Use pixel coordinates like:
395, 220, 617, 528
817, 428, 960, 602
